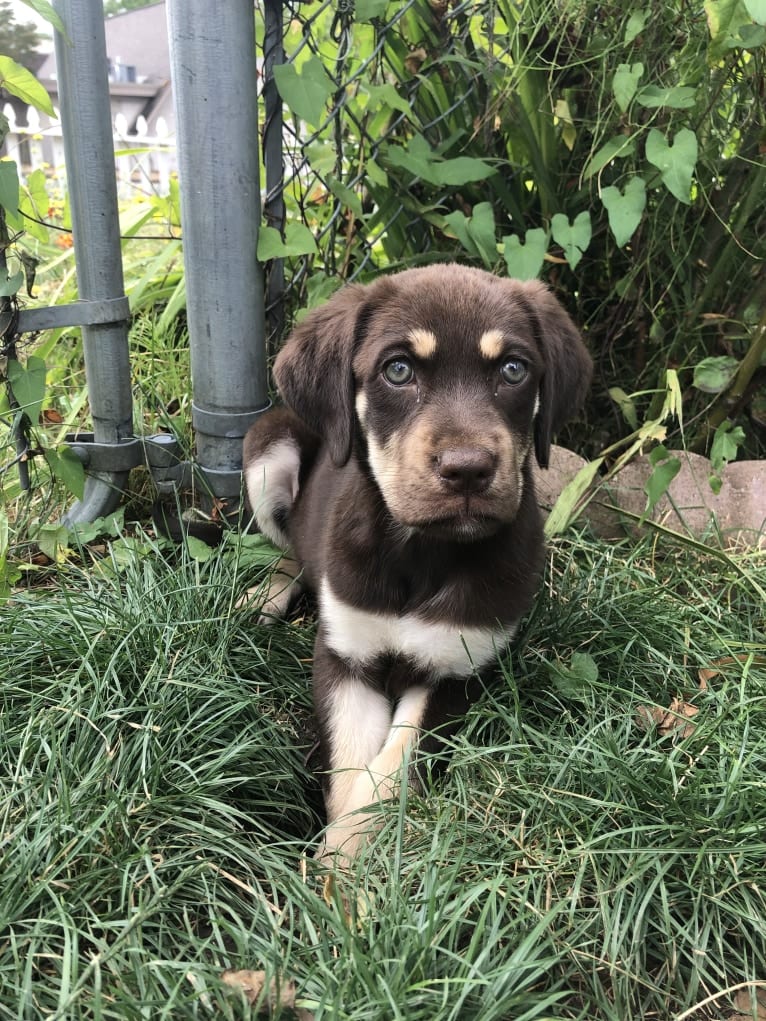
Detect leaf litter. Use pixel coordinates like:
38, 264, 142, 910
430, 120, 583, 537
731, 983, 766, 1020
221, 969, 316, 1020
635, 653, 763, 741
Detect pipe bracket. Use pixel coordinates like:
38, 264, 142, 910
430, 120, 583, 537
16, 297, 131, 334
192, 401, 271, 439
65, 433, 143, 472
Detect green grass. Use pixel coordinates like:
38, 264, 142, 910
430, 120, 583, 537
1, 530, 765, 1020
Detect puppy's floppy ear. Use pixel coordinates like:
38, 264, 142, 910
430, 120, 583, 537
519, 280, 593, 469
274, 281, 385, 466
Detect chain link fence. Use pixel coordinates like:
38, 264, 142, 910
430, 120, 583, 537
261, 0, 520, 350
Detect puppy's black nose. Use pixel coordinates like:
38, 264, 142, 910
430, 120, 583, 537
436, 447, 496, 493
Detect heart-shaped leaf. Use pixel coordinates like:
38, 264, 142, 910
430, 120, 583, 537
282, 223, 318, 256
466, 203, 498, 268
705, 0, 753, 57
273, 56, 334, 127
0, 160, 19, 216
645, 128, 698, 203
386, 134, 434, 181
186, 535, 215, 562
502, 228, 547, 280
584, 135, 636, 180
548, 651, 600, 701
643, 444, 681, 519
551, 211, 592, 269
14, 168, 51, 240
636, 85, 697, 109
601, 177, 646, 247
0, 268, 23, 297
386, 135, 494, 187
613, 62, 643, 112
305, 141, 335, 176
0, 56, 55, 116
45, 446, 85, 501
326, 175, 363, 219
738, 21, 766, 44
624, 9, 649, 43
257, 222, 317, 261
710, 419, 746, 474
36, 522, 71, 562
356, 0, 389, 20
745, 0, 766, 22
434, 156, 495, 187
6, 355, 47, 423
692, 355, 739, 393
68, 509, 125, 546
443, 210, 476, 258
443, 203, 498, 266
362, 83, 411, 117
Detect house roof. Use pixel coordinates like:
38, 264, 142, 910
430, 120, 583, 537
104, 2, 170, 84
37, 1, 170, 88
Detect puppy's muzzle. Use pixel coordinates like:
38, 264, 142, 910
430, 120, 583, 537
435, 446, 497, 495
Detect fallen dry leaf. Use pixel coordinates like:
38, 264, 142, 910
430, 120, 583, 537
322, 871, 371, 928
635, 697, 699, 739
636, 666, 715, 740
732, 983, 766, 1020
221, 969, 315, 1020
698, 654, 766, 688
404, 46, 427, 74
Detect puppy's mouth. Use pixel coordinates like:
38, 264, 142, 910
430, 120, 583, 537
410, 504, 505, 542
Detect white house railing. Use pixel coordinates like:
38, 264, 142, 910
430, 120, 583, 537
2, 101, 176, 200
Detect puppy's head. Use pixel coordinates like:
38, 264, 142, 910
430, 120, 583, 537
275, 264, 592, 540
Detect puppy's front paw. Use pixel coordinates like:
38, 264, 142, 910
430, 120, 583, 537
235, 555, 302, 623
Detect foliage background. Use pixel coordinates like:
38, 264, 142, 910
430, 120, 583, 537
0, 1, 43, 69
1, 0, 764, 541
264, 0, 765, 463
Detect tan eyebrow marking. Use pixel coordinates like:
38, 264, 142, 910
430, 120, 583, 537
479, 329, 505, 360
355, 392, 368, 429
408, 328, 438, 359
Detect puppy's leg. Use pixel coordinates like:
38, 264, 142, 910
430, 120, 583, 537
243, 433, 299, 550
314, 636, 433, 862
244, 554, 301, 621
238, 411, 314, 619
318, 669, 481, 863
322, 685, 431, 862
315, 646, 393, 825
312, 636, 395, 862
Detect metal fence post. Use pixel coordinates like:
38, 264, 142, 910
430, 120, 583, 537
53, 0, 135, 525
166, 0, 269, 508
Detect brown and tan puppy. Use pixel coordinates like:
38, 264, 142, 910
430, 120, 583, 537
241, 264, 592, 862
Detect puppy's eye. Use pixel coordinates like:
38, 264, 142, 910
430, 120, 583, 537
500, 358, 528, 385
383, 358, 415, 386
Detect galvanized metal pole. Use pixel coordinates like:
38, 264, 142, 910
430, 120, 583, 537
166, 0, 269, 507
53, 0, 134, 525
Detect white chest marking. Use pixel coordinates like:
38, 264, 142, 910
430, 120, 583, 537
320, 577, 516, 678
